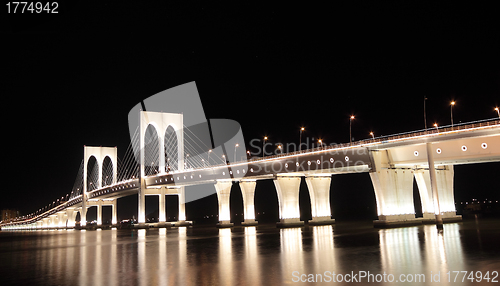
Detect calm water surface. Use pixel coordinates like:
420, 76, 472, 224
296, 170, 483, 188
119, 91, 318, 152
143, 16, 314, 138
1, 219, 499, 285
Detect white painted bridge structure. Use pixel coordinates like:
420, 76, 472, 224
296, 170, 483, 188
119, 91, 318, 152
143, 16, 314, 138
2, 111, 500, 230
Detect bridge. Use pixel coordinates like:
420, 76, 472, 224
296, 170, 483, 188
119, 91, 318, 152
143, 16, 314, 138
2, 110, 499, 230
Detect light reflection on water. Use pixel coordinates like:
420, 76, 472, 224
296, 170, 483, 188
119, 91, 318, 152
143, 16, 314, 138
1, 220, 499, 285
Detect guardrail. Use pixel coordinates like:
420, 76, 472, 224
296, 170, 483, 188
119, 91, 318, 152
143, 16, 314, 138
244, 118, 500, 163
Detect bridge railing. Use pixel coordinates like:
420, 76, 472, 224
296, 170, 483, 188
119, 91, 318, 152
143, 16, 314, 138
144, 118, 500, 172
241, 118, 500, 164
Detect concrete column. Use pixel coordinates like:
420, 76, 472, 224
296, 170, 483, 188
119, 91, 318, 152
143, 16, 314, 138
81, 194, 88, 227
274, 175, 304, 227
66, 209, 77, 228
426, 142, 443, 226
240, 180, 258, 226
139, 112, 146, 225
159, 188, 166, 223
42, 217, 49, 228
305, 175, 335, 225
369, 150, 418, 227
112, 200, 118, 225
435, 166, 459, 220
178, 186, 186, 222
37, 220, 43, 229
49, 215, 57, 228
80, 207, 88, 228
416, 163, 461, 223
138, 178, 146, 224
414, 170, 435, 221
57, 212, 67, 228
97, 201, 103, 226
215, 180, 233, 227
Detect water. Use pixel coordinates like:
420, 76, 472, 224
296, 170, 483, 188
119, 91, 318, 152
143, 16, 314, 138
1, 219, 499, 285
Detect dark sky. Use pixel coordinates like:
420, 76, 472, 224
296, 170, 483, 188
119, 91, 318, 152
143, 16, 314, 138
2, 3, 499, 221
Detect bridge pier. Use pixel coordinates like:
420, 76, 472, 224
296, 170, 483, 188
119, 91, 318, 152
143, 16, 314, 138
215, 180, 234, 227
414, 165, 461, 223
158, 187, 166, 223
305, 175, 335, 225
138, 178, 146, 225
57, 212, 67, 228
112, 200, 117, 225
171, 186, 190, 226
178, 186, 186, 222
49, 214, 58, 228
370, 150, 419, 227
274, 175, 304, 227
66, 208, 77, 228
240, 180, 258, 226
96, 201, 103, 226
42, 217, 49, 228
143, 186, 187, 227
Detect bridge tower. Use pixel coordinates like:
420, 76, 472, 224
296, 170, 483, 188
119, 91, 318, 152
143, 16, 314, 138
138, 111, 184, 225
81, 146, 117, 227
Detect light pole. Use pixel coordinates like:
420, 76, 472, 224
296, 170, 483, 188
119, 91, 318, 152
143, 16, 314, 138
299, 127, 305, 151
434, 123, 438, 131
349, 115, 354, 144
263, 136, 268, 157
450, 101, 455, 127
234, 143, 239, 162
208, 149, 212, 166
495, 107, 500, 119
424, 96, 428, 130
370, 132, 374, 139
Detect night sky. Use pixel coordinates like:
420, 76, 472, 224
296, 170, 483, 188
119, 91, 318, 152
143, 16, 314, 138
3, 3, 499, 222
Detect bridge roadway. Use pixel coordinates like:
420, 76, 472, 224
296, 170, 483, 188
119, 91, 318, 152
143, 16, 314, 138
2, 119, 499, 230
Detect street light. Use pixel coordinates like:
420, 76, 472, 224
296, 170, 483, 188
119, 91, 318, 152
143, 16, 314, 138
317, 139, 324, 149
299, 127, 305, 151
495, 107, 500, 119
263, 136, 268, 157
370, 132, 374, 139
277, 144, 282, 154
208, 149, 212, 165
450, 101, 455, 127
434, 123, 438, 131
349, 115, 355, 144
424, 96, 428, 130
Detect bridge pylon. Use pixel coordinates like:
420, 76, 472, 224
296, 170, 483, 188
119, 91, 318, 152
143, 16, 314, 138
82, 146, 117, 227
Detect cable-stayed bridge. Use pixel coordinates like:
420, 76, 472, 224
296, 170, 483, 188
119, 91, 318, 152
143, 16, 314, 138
2, 111, 499, 230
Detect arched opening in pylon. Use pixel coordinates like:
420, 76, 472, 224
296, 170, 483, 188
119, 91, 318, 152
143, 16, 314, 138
144, 124, 160, 176
164, 125, 179, 172
102, 156, 114, 187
